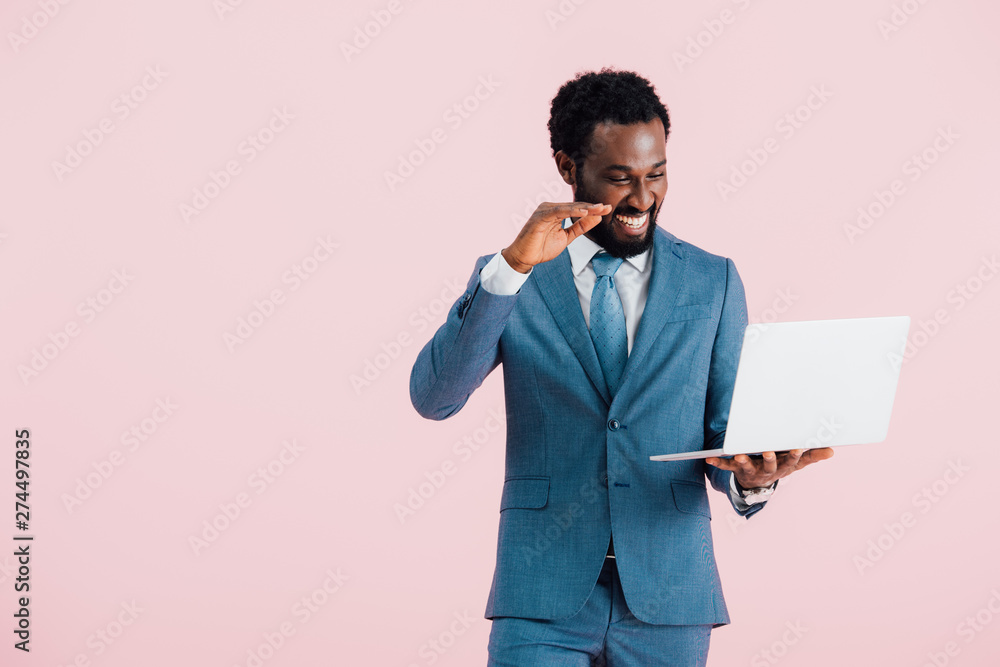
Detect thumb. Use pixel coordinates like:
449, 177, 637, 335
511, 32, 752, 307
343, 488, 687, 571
566, 213, 604, 241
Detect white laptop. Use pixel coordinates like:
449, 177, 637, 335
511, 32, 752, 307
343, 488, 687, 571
650, 316, 911, 462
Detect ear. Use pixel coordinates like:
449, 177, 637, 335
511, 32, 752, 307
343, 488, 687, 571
553, 150, 578, 187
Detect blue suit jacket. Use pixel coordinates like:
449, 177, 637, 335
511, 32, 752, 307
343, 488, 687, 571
410, 226, 768, 626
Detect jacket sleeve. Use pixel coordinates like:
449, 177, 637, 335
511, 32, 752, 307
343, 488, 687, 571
409, 254, 520, 421
702, 257, 769, 518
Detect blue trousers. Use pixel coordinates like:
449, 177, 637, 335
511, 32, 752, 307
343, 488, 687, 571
487, 557, 712, 666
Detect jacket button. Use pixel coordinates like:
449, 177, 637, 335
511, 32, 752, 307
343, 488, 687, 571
601, 472, 608, 486
608, 419, 620, 431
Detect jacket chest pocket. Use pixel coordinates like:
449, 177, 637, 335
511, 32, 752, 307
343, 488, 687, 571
666, 304, 712, 322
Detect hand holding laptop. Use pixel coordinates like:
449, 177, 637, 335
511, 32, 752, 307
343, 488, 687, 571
705, 448, 834, 489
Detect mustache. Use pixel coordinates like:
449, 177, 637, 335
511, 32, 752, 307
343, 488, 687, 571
611, 205, 654, 217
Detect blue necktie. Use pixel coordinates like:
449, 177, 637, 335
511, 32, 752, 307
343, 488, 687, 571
589, 252, 627, 397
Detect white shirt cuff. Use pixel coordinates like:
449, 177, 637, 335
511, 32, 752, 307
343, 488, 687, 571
479, 250, 532, 295
730, 475, 751, 511
730, 474, 777, 511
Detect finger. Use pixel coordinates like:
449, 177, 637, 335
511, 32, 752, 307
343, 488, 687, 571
761, 451, 778, 476
799, 448, 835, 467
565, 204, 612, 225
539, 202, 610, 221
705, 457, 736, 471
733, 454, 757, 478
564, 201, 611, 211
564, 213, 605, 241
728, 454, 765, 488
777, 449, 804, 474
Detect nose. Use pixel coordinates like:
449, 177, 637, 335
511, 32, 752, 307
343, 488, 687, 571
627, 179, 655, 214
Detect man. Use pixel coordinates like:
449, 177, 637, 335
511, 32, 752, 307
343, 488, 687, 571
409, 68, 832, 666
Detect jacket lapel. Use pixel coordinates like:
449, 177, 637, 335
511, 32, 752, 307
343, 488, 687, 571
618, 228, 686, 394
533, 251, 613, 406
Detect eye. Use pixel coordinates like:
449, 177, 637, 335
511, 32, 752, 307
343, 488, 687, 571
608, 173, 664, 183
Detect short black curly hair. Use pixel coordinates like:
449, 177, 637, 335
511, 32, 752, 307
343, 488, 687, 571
548, 67, 670, 170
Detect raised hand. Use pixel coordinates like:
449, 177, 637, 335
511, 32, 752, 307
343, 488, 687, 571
501, 201, 612, 273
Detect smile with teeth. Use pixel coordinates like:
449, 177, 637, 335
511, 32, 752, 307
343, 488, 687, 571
614, 212, 648, 229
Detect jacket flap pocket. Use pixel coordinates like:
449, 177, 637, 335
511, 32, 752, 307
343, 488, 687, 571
666, 304, 712, 322
671, 480, 711, 518
500, 477, 550, 511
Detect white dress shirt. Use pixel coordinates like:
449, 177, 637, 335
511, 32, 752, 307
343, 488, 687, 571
477, 221, 769, 510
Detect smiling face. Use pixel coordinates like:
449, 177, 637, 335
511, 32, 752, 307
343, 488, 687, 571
557, 117, 667, 258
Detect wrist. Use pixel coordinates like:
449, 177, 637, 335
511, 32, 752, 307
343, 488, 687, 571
501, 247, 532, 274
734, 475, 776, 491
733, 475, 776, 505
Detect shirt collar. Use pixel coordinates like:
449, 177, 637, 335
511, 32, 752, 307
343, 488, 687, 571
563, 218, 653, 276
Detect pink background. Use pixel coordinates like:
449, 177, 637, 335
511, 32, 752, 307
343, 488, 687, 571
2, 0, 999, 665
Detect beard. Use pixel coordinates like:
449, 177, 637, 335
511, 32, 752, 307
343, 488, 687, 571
573, 178, 658, 259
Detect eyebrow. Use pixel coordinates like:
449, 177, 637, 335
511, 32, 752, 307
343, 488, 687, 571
605, 159, 666, 172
